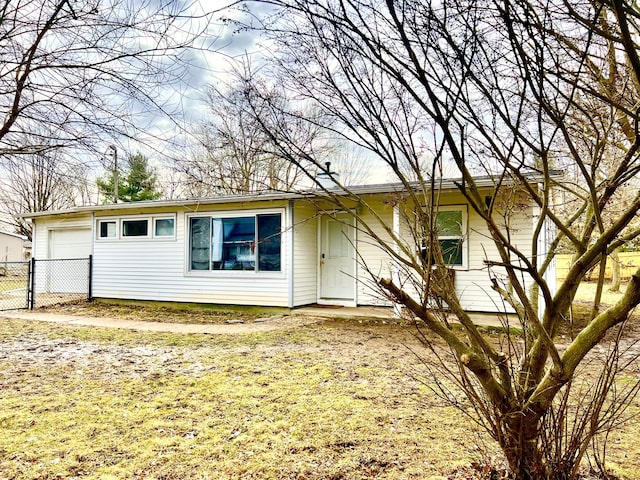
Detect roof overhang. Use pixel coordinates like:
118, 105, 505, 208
22, 171, 561, 220
22, 191, 306, 219
0, 230, 28, 240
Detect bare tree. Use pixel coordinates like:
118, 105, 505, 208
325, 141, 376, 185
0, 0, 219, 161
234, 1, 640, 478
0, 147, 90, 239
556, 6, 640, 295
176, 65, 327, 195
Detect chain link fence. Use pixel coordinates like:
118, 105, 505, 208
0, 261, 30, 311
0, 257, 92, 311
30, 257, 92, 309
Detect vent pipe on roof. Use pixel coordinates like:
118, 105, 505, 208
316, 162, 340, 189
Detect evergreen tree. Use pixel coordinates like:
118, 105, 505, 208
97, 152, 162, 203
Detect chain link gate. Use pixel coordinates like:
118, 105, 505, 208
0, 261, 30, 310
0, 256, 92, 311
29, 257, 93, 309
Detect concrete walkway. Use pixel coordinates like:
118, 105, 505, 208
1, 305, 506, 334
295, 305, 509, 327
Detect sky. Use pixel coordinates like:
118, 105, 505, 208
0, 1, 273, 214
141, 1, 393, 188
166, 2, 281, 119
116, 2, 274, 174
123, 4, 257, 139
0, 0, 390, 207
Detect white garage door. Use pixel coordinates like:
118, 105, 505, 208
49, 228, 92, 259
47, 229, 92, 293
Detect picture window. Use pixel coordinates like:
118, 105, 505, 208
189, 213, 282, 272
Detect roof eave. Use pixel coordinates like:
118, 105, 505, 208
23, 171, 562, 219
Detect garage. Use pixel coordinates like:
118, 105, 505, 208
48, 228, 92, 259
46, 228, 92, 293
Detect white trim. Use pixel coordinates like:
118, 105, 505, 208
317, 298, 357, 307
96, 214, 177, 242
152, 215, 176, 239
533, 195, 556, 319
434, 204, 469, 270
316, 217, 322, 301
24, 172, 560, 220
184, 207, 286, 277
90, 212, 95, 256
121, 217, 151, 239
392, 203, 402, 317
353, 216, 358, 305
288, 200, 294, 308
96, 217, 119, 240
317, 212, 357, 305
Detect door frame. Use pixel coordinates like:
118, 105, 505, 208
317, 212, 357, 306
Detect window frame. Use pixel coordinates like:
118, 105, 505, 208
97, 218, 118, 240
421, 205, 468, 269
96, 214, 177, 241
186, 209, 284, 275
120, 217, 150, 239
435, 205, 468, 269
152, 216, 176, 239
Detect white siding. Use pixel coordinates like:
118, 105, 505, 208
356, 196, 396, 305
0, 232, 26, 261
292, 202, 318, 306
32, 215, 93, 259
92, 203, 291, 307
461, 203, 532, 312
292, 197, 398, 307
29, 190, 536, 313
398, 191, 534, 313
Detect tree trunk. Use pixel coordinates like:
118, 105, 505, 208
609, 249, 621, 293
501, 415, 548, 480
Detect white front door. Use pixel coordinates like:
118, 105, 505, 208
320, 214, 355, 302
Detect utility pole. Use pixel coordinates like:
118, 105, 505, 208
109, 145, 118, 203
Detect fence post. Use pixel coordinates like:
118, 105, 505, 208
25, 260, 31, 310
29, 258, 36, 310
88, 255, 93, 301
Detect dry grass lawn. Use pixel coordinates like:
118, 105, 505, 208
1, 302, 639, 479
0, 317, 486, 479
575, 280, 628, 306
40, 299, 269, 324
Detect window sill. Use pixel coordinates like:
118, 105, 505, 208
185, 270, 285, 279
